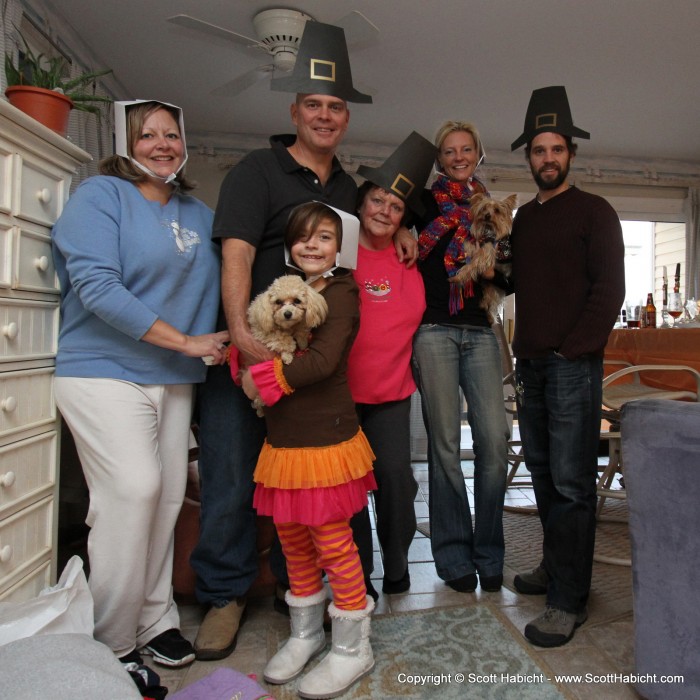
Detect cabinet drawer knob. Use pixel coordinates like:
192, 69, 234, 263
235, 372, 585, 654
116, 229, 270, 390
0, 471, 15, 488
35, 256, 50, 272
0, 545, 12, 563
37, 188, 52, 204
2, 322, 18, 340
1, 396, 17, 412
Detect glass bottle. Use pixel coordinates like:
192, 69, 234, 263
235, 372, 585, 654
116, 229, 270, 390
645, 293, 657, 328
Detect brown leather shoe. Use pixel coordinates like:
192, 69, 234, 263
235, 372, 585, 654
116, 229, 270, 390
194, 598, 247, 661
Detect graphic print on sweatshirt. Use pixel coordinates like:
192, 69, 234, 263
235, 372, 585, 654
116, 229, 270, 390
166, 219, 201, 254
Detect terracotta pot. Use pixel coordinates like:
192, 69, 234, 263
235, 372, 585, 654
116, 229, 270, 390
5, 85, 73, 137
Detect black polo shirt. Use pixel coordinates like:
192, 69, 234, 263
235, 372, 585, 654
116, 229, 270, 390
213, 134, 357, 297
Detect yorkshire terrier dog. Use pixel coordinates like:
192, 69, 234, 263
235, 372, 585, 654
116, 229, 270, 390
451, 192, 517, 323
247, 274, 328, 415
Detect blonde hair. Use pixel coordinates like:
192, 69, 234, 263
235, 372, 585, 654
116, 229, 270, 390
99, 101, 195, 192
434, 120, 485, 162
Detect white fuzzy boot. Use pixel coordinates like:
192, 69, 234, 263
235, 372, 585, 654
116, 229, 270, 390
263, 588, 327, 685
297, 595, 375, 699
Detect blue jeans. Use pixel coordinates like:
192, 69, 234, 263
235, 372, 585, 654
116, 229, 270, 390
412, 324, 508, 581
515, 354, 602, 613
190, 362, 266, 605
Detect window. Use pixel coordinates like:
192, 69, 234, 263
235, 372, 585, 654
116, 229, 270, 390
621, 220, 686, 307
622, 221, 653, 305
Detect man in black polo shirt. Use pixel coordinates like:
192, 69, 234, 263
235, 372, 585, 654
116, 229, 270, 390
191, 21, 414, 661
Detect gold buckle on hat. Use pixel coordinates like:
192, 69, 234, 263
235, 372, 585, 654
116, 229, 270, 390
535, 113, 558, 129
391, 173, 415, 199
310, 59, 336, 82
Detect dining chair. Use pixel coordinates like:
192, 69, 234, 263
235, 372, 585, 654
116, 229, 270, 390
602, 363, 700, 414
491, 320, 536, 514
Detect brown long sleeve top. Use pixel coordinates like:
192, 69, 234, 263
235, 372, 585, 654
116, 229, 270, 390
511, 186, 626, 360
264, 271, 361, 448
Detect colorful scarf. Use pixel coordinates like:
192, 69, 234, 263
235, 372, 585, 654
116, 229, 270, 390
418, 175, 488, 314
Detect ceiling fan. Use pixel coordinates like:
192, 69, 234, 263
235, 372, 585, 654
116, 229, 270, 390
167, 8, 379, 97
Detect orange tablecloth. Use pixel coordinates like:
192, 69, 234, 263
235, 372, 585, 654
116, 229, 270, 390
605, 327, 700, 392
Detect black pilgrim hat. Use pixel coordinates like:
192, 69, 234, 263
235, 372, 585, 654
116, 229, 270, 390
357, 131, 436, 216
511, 86, 590, 151
271, 21, 372, 103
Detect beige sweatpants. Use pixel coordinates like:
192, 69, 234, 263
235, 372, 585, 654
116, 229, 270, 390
55, 377, 193, 657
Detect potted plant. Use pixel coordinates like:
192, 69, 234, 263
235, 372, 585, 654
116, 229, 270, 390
4, 30, 112, 137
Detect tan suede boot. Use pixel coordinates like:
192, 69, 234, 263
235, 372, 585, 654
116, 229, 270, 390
194, 597, 246, 661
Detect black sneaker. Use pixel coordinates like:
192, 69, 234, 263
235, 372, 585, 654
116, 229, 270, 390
142, 628, 195, 667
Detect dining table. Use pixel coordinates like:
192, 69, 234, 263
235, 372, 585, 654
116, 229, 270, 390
604, 326, 700, 393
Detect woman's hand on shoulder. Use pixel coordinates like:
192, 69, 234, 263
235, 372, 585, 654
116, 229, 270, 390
393, 226, 418, 268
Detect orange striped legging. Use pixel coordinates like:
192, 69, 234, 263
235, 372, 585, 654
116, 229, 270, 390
276, 519, 367, 610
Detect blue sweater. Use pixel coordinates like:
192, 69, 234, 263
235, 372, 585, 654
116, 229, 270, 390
52, 176, 220, 383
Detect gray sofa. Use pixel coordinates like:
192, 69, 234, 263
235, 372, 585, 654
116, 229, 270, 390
622, 399, 700, 700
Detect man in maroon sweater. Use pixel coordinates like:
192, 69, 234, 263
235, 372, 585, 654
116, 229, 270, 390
509, 86, 625, 647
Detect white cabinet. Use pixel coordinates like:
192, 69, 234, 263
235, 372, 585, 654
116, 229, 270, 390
0, 100, 90, 602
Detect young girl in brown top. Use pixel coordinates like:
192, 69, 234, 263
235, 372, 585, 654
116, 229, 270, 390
241, 201, 376, 699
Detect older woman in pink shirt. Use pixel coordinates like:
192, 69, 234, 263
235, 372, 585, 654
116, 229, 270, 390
347, 132, 435, 594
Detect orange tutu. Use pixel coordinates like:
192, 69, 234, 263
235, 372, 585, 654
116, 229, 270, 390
253, 429, 376, 525
253, 429, 375, 490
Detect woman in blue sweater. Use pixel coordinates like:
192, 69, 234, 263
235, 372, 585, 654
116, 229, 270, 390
51, 100, 228, 674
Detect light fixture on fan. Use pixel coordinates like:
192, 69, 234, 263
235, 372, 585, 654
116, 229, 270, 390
251, 8, 311, 72
167, 7, 378, 97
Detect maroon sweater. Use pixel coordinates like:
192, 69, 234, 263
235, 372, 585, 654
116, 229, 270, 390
511, 187, 625, 360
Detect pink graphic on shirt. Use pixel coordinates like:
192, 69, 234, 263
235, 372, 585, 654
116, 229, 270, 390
363, 278, 392, 297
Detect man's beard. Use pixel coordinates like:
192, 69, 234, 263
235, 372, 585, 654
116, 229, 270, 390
531, 158, 571, 191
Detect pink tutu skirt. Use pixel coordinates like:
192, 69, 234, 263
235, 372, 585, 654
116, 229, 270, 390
254, 473, 377, 525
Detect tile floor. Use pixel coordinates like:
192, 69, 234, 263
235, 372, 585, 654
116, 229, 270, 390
162, 460, 642, 700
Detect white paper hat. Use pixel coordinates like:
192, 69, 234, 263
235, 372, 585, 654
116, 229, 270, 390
285, 202, 360, 272
113, 100, 188, 180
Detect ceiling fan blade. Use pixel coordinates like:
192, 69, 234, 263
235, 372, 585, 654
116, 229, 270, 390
210, 65, 274, 97
167, 14, 265, 50
334, 10, 379, 48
